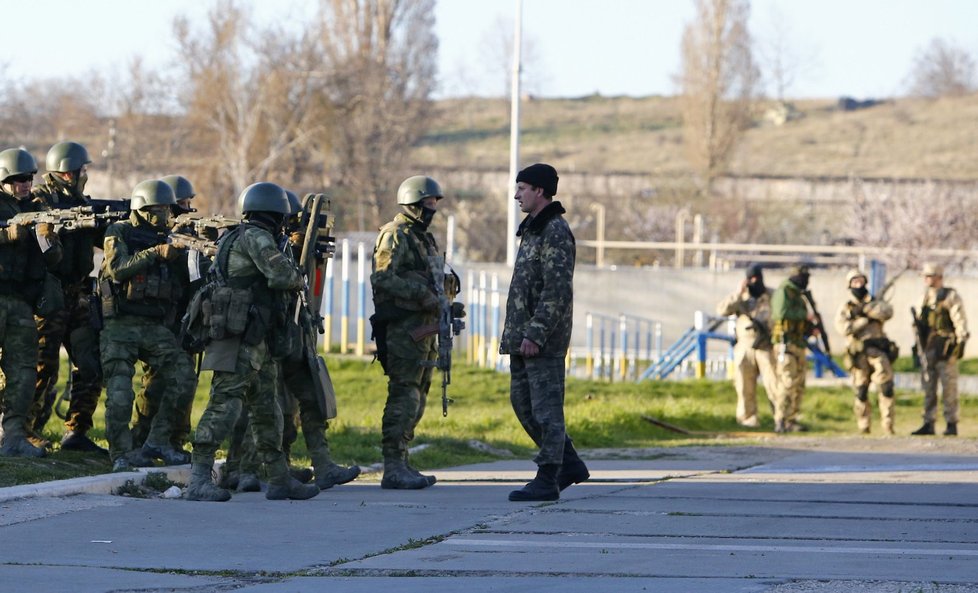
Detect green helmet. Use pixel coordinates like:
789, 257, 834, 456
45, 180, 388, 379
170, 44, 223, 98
397, 175, 442, 205
130, 179, 176, 210
238, 182, 289, 215
45, 141, 91, 173
285, 190, 302, 215
161, 175, 196, 201
0, 148, 38, 182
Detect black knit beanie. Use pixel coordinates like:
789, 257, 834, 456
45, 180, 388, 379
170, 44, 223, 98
516, 163, 559, 197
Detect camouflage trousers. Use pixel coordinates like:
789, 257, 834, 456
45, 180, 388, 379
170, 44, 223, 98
732, 342, 779, 425
0, 295, 39, 440
921, 350, 960, 424
191, 340, 291, 486
131, 351, 197, 449
774, 343, 808, 425
32, 288, 102, 434
237, 353, 333, 475
850, 347, 895, 432
381, 318, 436, 460
509, 355, 568, 467
101, 316, 197, 462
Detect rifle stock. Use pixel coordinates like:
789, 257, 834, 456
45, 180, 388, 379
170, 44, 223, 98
801, 289, 831, 353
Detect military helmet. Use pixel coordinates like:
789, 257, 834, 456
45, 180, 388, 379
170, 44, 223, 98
45, 141, 91, 173
285, 190, 302, 215
130, 179, 176, 210
397, 175, 443, 205
160, 175, 196, 201
238, 182, 290, 215
922, 262, 944, 277
0, 148, 38, 182
846, 269, 867, 285
789, 263, 811, 277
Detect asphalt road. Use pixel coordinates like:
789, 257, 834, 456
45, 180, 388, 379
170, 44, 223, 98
2, 437, 978, 593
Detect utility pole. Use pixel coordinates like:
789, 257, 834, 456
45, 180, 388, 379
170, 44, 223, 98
506, 0, 523, 267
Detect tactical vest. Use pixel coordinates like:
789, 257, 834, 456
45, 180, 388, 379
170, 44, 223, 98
111, 223, 184, 319
923, 288, 955, 337
32, 177, 97, 286
371, 216, 439, 319
0, 193, 49, 304
201, 225, 284, 349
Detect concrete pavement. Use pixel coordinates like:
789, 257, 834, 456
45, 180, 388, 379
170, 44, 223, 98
2, 438, 978, 592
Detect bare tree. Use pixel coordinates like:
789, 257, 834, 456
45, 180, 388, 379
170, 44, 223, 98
173, 0, 331, 212
316, 0, 438, 230
678, 0, 758, 190
847, 179, 978, 271
477, 14, 547, 98
755, 5, 818, 101
907, 38, 977, 99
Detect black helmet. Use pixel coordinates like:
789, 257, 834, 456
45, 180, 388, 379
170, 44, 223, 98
161, 175, 196, 201
238, 182, 290, 215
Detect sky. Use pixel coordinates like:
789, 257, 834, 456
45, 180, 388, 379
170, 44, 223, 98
2, 0, 976, 100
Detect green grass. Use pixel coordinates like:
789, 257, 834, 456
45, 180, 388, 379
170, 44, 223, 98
4, 356, 977, 488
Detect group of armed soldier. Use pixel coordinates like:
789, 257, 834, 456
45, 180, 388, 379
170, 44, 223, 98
0, 145, 586, 503
718, 263, 969, 435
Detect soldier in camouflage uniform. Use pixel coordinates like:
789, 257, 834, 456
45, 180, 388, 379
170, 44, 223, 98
29, 141, 107, 454
770, 264, 814, 434
185, 182, 318, 502
370, 175, 448, 490
0, 148, 61, 458
232, 190, 359, 493
501, 164, 589, 502
131, 175, 200, 455
912, 263, 969, 436
716, 264, 779, 427
835, 269, 895, 434
100, 179, 197, 471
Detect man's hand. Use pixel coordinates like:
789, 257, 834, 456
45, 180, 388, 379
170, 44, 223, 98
3, 223, 28, 242
451, 301, 466, 318
154, 243, 183, 261
289, 231, 305, 247
35, 222, 58, 241
519, 338, 540, 357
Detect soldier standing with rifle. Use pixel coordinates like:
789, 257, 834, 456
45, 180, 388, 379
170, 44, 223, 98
370, 175, 449, 490
99, 180, 197, 471
502, 164, 589, 502
0, 147, 61, 458
716, 263, 778, 428
29, 141, 107, 454
770, 264, 818, 434
911, 263, 969, 436
835, 269, 896, 435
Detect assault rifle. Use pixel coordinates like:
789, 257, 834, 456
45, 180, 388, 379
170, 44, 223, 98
172, 212, 240, 239
0, 205, 127, 233
168, 232, 218, 257
417, 255, 465, 417
910, 306, 929, 376
297, 193, 335, 329
801, 289, 831, 353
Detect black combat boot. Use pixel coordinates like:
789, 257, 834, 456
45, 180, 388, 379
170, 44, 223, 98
911, 422, 935, 436
404, 451, 436, 486
141, 442, 191, 465
61, 431, 108, 455
314, 463, 361, 490
0, 434, 47, 458
266, 476, 320, 500
509, 464, 560, 502
557, 438, 590, 491
236, 473, 261, 492
944, 422, 958, 436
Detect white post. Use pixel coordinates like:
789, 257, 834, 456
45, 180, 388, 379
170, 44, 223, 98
506, 0, 523, 267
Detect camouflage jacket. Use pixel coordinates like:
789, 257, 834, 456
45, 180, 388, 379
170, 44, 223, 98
834, 292, 892, 348
716, 286, 773, 345
32, 173, 100, 287
921, 286, 969, 344
371, 211, 439, 323
219, 223, 302, 292
500, 201, 575, 358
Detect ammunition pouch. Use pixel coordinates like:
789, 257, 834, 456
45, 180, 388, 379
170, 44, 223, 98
863, 337, 899, 363
35, 274, 65, 317
203, 285, 253, 341
266, 297, 298, 359
99, 278, 117, 320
